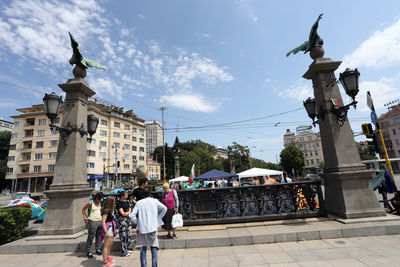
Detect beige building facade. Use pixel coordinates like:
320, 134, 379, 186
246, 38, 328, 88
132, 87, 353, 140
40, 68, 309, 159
283, 128, 324, 174
146, 158, 161, 181
6, 103, 146, 193
0, 119, 13, 132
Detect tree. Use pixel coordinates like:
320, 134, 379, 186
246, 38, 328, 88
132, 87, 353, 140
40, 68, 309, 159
358, 146, 376, 160
0, 131, 11, 189
280, 145, 305, 176
136, 168, 146, 179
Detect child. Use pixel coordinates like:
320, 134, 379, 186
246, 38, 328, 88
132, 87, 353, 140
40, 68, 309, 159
99, 196, 117, 267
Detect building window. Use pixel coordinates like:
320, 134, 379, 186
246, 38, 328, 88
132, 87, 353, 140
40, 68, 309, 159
139, 147, 144, 152
124, 134, 130, 140
114, 122, 120, 128
308, 144, 311, 149
101, 119, 108, 126
310, 159, 314, 165
306, 160, 309, 165
316, 143, 319, 147
87, 162, 95, 168
51, 129, 58, 135
34, 165, 41, 173
304, 152, 308, 157
123, 144, 130, 150
113, 132, 120, 137
124, 154, 130, 160
307, 136, 312, 141
139, 129, 144, 134
87, 138, 96, 145
37, 130, 45, 137
139, 156, 145, 161
132, 146, 137, 151
48, 165, 55, 172
87, 150, 96, 157
310, 151, 313, 156
54, 117, 60, 124
8, 156, 15, 162
132, 127, 137, 133
11, 133, 18, 139
99, 152, 106, 158
36, 141, 44, 148
100, 141, 107, 147
39, 119, 46, 125
34, 153, 43, 160
49, 152, 57, 159
316, 159, 320, 164
393, 129, 397, 135
132, 136, 137, 142
299, 137, 304, 142
14, 122, 19, 127
394, 117, 400, 125
132, 155, 137, 161
50, 140, 58, 147
124, 164, 130, 169
100, 130, 107, 136
315, 151, 318, 156
113, 153, 120, 159
139, 138, 144, 143
113, 142, 120, 148
9, 144, 16, 150
124, 125, 130, 130
6, 168, 13, 174
24, 130, 33, 137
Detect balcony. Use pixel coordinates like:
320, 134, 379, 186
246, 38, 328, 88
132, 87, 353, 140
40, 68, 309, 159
18, 159, 31, 165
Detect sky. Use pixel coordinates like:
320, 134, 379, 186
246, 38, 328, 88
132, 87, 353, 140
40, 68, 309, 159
1, 0, 400, 163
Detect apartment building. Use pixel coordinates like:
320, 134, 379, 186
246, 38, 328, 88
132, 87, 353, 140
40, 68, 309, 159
145, 120, 163, 157
378, 104, 400, 158
6, 102, 146, 193
0, 118, 13, 132
283, 128, 324, 174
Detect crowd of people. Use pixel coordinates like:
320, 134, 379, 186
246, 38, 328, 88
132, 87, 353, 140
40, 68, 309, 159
81, 178, 179, 267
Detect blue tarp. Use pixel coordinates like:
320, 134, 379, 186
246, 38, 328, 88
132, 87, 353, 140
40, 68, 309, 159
194, 169, 238, 181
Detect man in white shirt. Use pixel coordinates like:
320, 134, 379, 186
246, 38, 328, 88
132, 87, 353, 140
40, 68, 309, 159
130, 189, 167, 267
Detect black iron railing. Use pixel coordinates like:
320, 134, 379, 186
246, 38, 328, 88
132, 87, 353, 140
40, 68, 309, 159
152, 181, 326, 225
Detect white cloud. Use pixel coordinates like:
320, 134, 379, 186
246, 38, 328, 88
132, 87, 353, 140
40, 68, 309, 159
138, 14, 146, 19
88, 77, 123, 101
201, 33, 211, 38
160, 93, 219, 113
249, 14, 259, 23
120, 28, 130, 37
342, 18, 400, 69
278, 79, 313, 101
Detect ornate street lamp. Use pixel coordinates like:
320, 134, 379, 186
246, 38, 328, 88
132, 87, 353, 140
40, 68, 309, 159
43, 92, 99, 144
303, 97, 317, 125
43, 92, 62, 122
339, 68, 360, 102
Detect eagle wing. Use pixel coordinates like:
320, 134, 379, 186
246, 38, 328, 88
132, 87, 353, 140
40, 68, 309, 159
286, 41, 309, 57
83, 57, 106, 71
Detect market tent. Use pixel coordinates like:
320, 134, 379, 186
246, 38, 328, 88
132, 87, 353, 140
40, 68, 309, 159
194, 169, 238, 181
169, 176, 189, 184
237, 168, 283, 179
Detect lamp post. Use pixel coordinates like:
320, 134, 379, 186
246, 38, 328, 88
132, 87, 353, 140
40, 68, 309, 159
38, 69, 100, 235
302, 47, 384, 218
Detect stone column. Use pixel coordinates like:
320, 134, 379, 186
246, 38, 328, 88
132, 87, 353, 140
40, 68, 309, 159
303, 50, 385, 218
174, 154, 180, 178
38, 70, 95, 235
229, 153, 236, 174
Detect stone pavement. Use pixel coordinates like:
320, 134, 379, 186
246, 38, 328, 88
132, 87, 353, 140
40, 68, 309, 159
1, 235, 400, 267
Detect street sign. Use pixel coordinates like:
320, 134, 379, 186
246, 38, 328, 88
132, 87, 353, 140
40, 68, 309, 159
367, 94, 374, 110
371, 111, 378, 126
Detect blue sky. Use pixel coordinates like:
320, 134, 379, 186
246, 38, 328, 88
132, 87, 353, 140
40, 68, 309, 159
1, 0, 400, 163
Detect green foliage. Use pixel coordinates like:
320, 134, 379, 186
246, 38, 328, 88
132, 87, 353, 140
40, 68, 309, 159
136, 168, 146, 179
0, 130, 11, 189
0, 207, 31, 245
359, 146, 376, 160
280, 145, 305, 176
319, 161, 325, 169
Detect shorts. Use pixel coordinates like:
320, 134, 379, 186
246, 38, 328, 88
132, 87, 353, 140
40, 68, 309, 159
107, 225, 115, 237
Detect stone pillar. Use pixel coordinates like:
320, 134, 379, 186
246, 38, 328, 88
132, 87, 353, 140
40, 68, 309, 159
38, 74, 95, 235
174, 154, 180, 178
229, 153, 236, 174
303, 51, 385, 218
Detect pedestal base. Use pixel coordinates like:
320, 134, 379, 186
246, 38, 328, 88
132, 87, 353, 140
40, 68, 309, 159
323, 169, 386, 219
38, 185, 92, 235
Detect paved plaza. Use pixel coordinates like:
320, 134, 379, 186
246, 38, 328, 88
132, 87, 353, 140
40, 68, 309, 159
1, 235, 400, 267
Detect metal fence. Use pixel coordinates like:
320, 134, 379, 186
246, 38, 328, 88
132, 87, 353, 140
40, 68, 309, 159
152, 181, 326, 226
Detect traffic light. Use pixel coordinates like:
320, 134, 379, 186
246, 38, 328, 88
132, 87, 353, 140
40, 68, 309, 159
361, 123, 373, 135
117, 161, 120, 168
366, 131, 382, 153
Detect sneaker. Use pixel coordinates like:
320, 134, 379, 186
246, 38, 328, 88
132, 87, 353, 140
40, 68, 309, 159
102, 260, 115, 267
108, 257, 116, 263
121, 252, 130, 257
96, 249, 102, 255
87, 252, 94, 258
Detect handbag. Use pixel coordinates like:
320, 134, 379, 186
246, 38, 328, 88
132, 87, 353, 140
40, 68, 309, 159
171, 212, 183, 228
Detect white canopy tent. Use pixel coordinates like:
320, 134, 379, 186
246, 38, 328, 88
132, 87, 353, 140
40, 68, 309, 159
168, 176, 189, 185
237, 168, 283, 180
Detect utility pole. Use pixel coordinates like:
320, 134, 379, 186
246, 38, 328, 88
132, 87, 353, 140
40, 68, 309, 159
158, 106, 168, 183
367, 91, 396, 187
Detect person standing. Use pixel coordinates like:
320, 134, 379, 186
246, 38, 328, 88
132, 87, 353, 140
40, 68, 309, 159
130, 189, 167, 267
116, 190, 132, 257
99, 196, 117, 267
82, 192, 103, 258
161, 183, 179, 239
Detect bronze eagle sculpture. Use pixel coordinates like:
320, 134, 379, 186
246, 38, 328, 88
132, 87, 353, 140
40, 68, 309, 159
286, 13, 324, 57
68, 32, 106, 71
